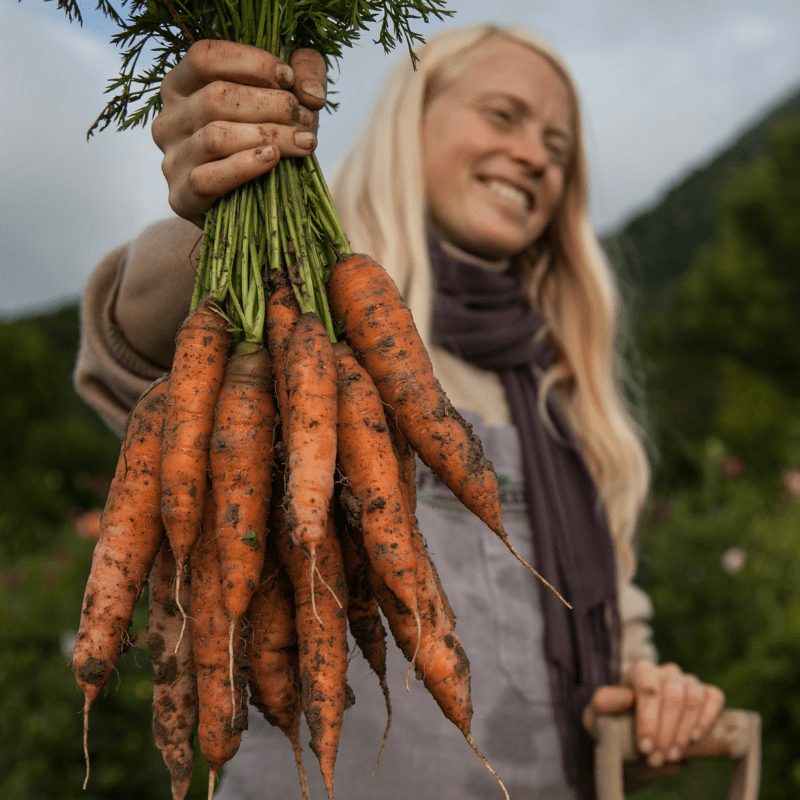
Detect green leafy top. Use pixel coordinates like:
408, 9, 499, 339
46, 0, 452, 138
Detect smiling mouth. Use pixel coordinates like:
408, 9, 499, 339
481, 178, 534, 211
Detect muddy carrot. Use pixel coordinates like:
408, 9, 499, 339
247, 536, 309, 800
338, 522, 391, 774
328, 254, 569, 608
333, 341, 422, 680
73, 377, 168, 788
148, 539, 198, 800
266, 271, 301, 438
190, 491, 249, 799
283, 312, 338, 585
161, 300, 230, 627
273, 497, 349, 800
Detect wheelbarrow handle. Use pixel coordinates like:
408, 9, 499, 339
592, 709, 761, 800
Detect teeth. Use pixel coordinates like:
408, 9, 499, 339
486, 179, 530, 210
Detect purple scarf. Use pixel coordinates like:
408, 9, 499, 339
429, 236, 619, 799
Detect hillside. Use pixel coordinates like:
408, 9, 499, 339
604, 82, 800, 312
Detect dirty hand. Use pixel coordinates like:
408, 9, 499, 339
152, 40, 327, 227
585, 659, 725, 768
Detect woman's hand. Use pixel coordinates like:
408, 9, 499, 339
585, 659, 726, 768
152, 40, 327, 227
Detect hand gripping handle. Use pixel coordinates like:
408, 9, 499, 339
592, 709, 761, 800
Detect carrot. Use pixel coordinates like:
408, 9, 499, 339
247, 535, 309, 800
338, 522, 391, 774
161, 299, 231, 632
283, 312, 338, 604
209, 339, 275, 719
266, 271, 301, 439
333, 342, 422, 684
72, 377, 168, 788
328, 253, 569, 607
273, 496, 349, 800
190, 490, 249, 798
352, 520, 509, 799
148, 539, 198, 800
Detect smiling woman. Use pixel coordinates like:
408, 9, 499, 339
422, 38, 573, 258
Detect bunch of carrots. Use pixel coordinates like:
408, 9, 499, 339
48, 0, 567, 797
73, 249, 570, 800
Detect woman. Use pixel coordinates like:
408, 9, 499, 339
75, 24, 725, 799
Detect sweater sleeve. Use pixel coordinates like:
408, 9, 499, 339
73, 217, 202, 436
618, 581, 658, 671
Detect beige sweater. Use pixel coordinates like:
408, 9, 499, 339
74, 215, 657, 671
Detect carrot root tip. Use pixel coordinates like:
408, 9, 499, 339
82, 700, 90, 790
465, 731, 510, 800
174, 568, 189, 653
501, 534, 572, 609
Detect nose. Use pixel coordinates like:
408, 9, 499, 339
509, 124, 549, 175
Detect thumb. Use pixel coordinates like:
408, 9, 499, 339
582, 686, 636, 736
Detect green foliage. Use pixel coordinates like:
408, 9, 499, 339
633, 467, 800, 800
636, 118, 800, 492
43, 0, 452, 137
625, 115, 800, 800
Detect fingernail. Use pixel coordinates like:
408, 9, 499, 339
255, 145, 276, 162
297, 107, 315, 127
276, 63, 294, 89
667, 745, 681, 762
300, 80, 326, 101
648, 751, 665, 768
691, 728, 701, 742
639, 737, 653, 754
294, 131, 316, 150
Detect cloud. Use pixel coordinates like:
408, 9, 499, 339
0, 3, 172, 318
3, 0, 800, 317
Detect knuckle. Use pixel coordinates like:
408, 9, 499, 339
187, 168, 213, 200
200, 80, 236, 117
196, 123, 229, 158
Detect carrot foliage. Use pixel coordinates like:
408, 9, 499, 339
45, 0, 453, 342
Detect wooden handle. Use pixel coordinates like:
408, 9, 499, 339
592, 709, 761, 800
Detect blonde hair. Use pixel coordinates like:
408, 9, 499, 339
329, 24, 650, 586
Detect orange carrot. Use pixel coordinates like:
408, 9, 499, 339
338, 522, 391, 774
328, 254, 568, 607
266, 271, 301, 439
273, 497, 349, 800
190, 490, 249, 797
247, 536, 309, 800
148, 539, 198, 800
283, 312, 338, 578
332, 342, 422, 681
353, 521, 509, 800
72, 377, 168, 788
209, 339, 275, 713
161, 299, 230, 620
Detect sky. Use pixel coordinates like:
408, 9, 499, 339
3, 0, 800, 317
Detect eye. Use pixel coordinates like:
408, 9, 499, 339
484, 106, 518, 128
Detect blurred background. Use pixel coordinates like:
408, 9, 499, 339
1, 1, 799, 798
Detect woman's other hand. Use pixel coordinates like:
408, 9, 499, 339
584, 659, 726, 768
152, 41, 326, 227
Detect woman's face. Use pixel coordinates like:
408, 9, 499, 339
422, 38, 574, 259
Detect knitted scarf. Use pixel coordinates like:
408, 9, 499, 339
428, 236, 619, 799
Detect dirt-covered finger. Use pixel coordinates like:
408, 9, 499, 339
163, 39, 294, 101
186, 81, 314, 132
289, 48, 327, 111
187, 120, 313, 163
179, 146, 281, 212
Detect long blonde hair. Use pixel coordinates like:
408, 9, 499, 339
329, 24, 650, 586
